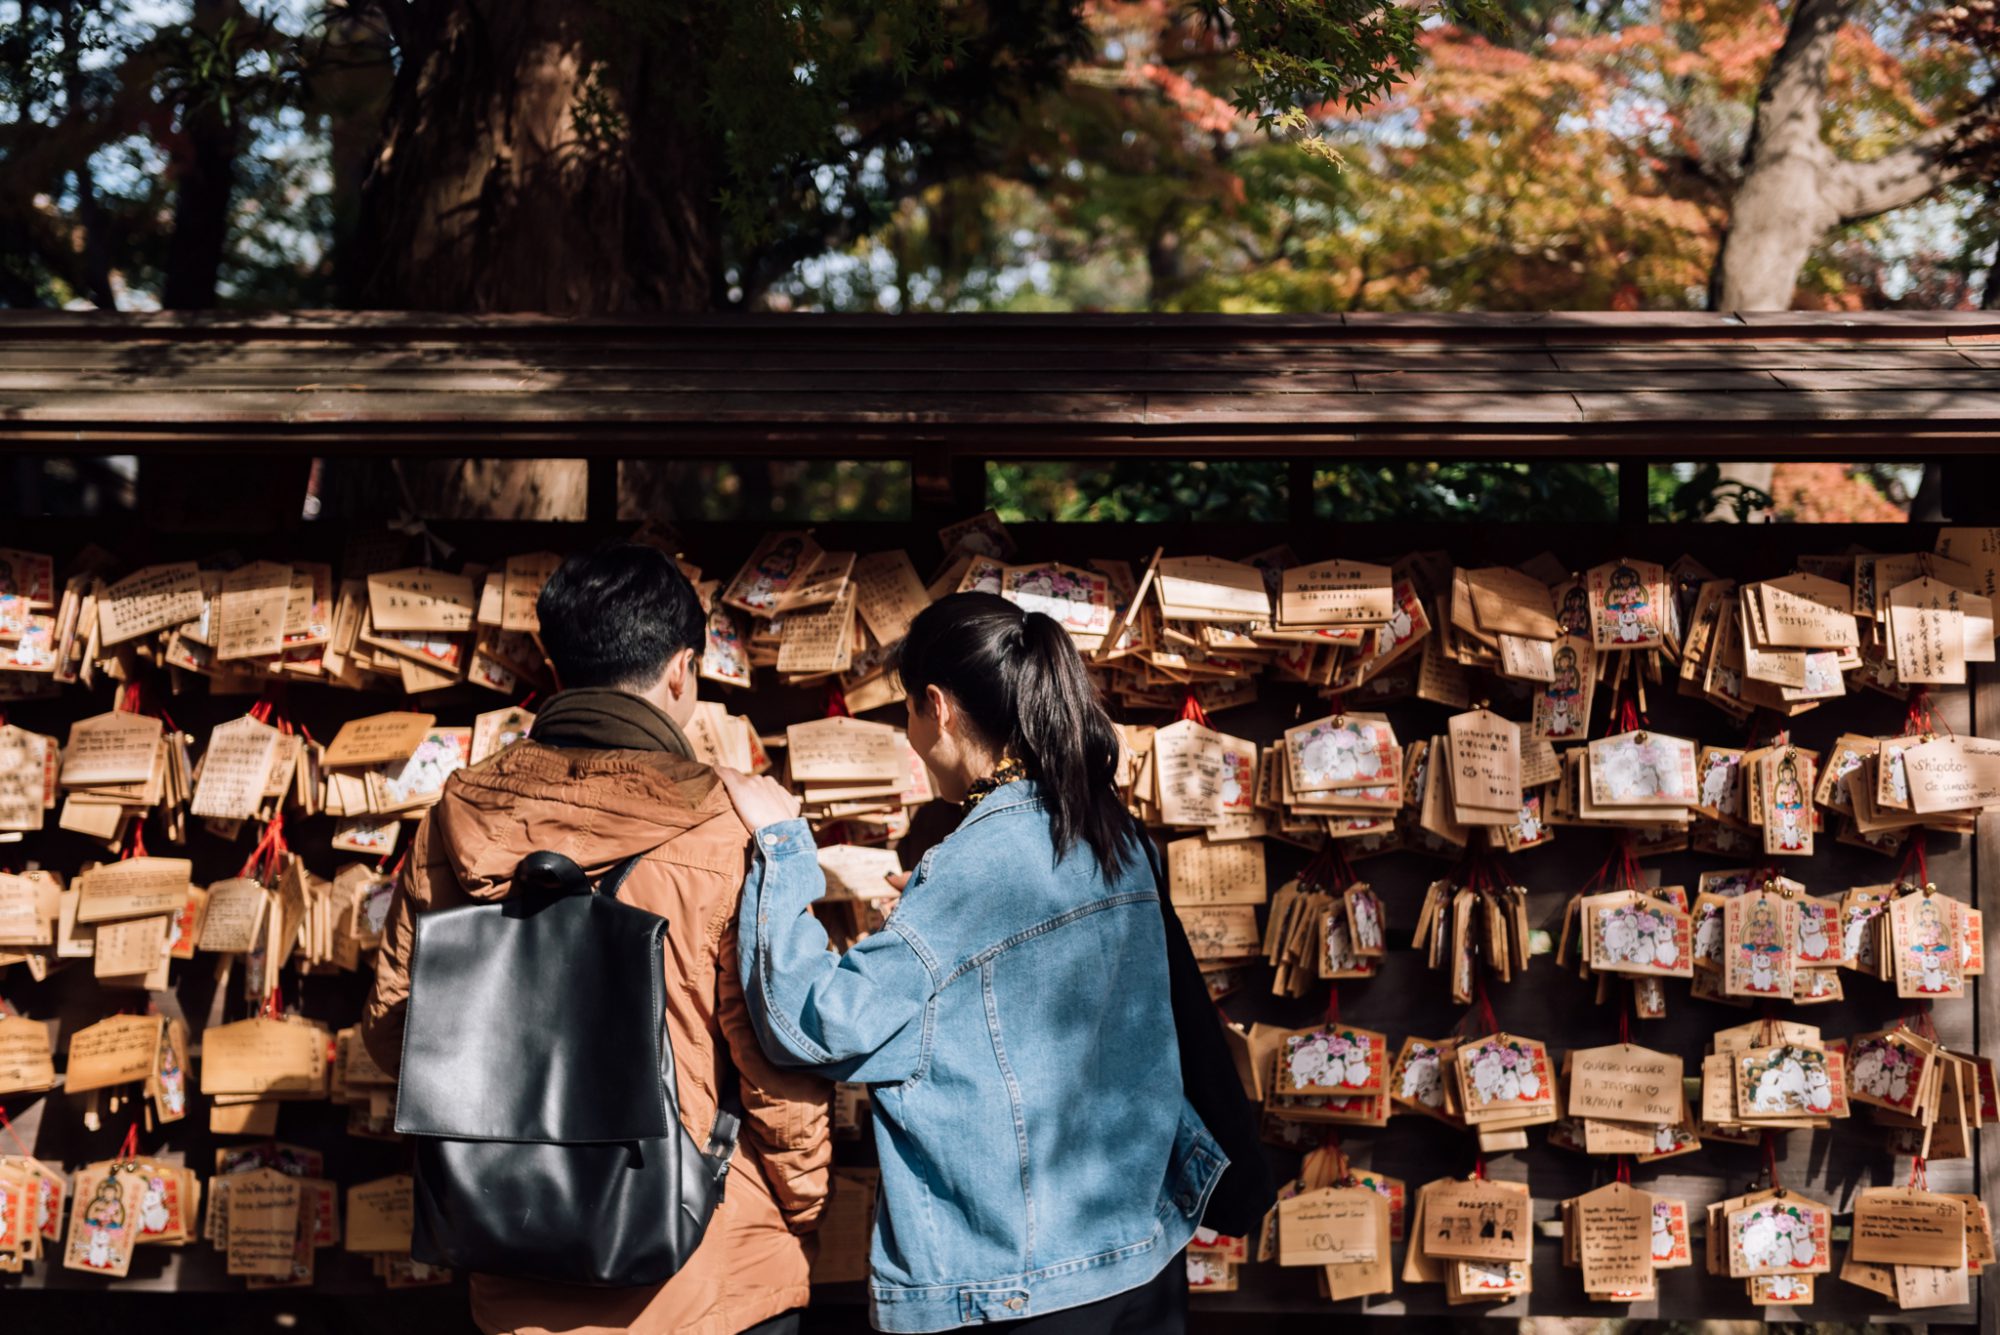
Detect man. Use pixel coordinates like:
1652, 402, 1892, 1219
362, 544, 829, 1335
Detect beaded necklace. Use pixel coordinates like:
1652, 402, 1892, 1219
960, 755, 1027, 811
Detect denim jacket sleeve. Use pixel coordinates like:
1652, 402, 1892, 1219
738, 818, 936, 1084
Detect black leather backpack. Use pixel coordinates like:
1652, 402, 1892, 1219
1140, 833, 1277, 1237
394, 848, 743, 1287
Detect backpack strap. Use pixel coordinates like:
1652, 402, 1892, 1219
593, 852, 646, 898
700, 940, 748, 1182
1135, 823, 1278, 1234
702, 1038, 744, 1176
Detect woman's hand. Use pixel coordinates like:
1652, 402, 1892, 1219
717, 768, 804, 833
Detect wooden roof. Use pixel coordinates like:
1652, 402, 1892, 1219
1, 310, 1996, 458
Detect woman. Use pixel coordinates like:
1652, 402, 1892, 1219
724, 593, 1225, 1333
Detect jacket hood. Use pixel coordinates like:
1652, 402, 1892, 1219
431, 739, 738, 899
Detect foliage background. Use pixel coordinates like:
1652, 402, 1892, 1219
2, 0, 1989, 521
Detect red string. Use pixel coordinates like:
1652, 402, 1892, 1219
517, 689, 538, 711
824, 687, 851, 719
114, 676, 177, 733
1577, 846, 1619, 896
1456, 836, 1496, 897
1472, 969, 1499, 1034
1895, 833, 1930, 891
1616, 1155, 1631, 1185
1761, 1131, 1781, 1189
1901, 1000, 1939, 1042
1601, 664, 1646, 737
1328, 843, 1355, 893
263, 985, 283, 1020
1618, 997, 1632, 1046
1324, 982, 1341, 1024
1908, 1155, 1929, 1191
1905, 686, 1951, 738
1620, 839, 1643, 892
1178, 689, 1210, 727
238, 811, 288, 881
0, 1106, 35, 1156
120, 820, 147, 860
1299, 842, 1352, 894
1472, 1155, 1487, 1181
116, 1120, 139, 1162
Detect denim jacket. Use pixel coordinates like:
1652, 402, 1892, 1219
739, 781, 1226, 1332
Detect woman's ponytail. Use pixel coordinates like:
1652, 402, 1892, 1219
1014, 612, 1134, 876
898, 593, 1139, 880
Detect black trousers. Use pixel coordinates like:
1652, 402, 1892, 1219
995, 1250, 1187, 1334
741, 1311, 801, 1335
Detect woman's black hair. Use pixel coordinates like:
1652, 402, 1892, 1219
898, 591, 1138, 880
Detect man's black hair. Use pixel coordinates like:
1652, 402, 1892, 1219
535, 544, 707, 691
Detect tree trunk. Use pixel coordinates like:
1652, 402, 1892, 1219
1147, 217, 1189, 309
1713, 0, 1847, 310
334, 0, 723, 522
1985, 191, 2000, 310
348, 0, 722, 314
318, 11, 395, 289
162, 0, 243, 309
1715, 0, 1972, 311
56, 0, 118, 309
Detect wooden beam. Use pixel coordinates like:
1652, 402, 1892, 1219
3, 426, 1998, 462
3, 314, 1999, 462
4, 307, 1996, 341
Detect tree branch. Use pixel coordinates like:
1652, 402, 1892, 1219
0, 203, 109, 307
1827, 118, 1976, 224
339, 0, 409, 49
0, 44, 170, 201
1736, 0, 1853, 174
737, 143, 974, 305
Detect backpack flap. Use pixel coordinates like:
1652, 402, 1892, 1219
396, 883, 674, 1144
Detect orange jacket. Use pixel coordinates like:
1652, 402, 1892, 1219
361, 739, 831, 1335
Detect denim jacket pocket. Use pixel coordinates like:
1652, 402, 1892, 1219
1163, 1098, 1229, 1224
